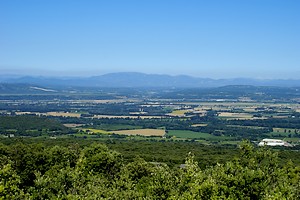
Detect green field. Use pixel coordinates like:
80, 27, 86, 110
167, 130, 231, 141
92, 124, 143, 131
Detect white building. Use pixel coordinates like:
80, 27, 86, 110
258, 139, 292, 147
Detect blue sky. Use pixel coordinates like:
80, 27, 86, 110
0, 0, 299, 78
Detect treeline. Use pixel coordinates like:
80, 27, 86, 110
1, 141, 300, 199
229, 118, 300, 129
0, 101, 169, 116
162, 86, 300, 101
3, 138, 300, 167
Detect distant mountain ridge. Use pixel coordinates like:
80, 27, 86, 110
0, 83, 57, 94
1, 72, 300, 88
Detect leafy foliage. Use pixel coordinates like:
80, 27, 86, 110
1, 141, 300, 199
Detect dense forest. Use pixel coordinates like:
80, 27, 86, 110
1, 140, 300, 199
0, 116, 71, 136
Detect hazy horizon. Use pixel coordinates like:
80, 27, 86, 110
1, 1, 299, 79
1, 69, 300, 81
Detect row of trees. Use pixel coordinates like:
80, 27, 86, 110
1, 141, 300, 199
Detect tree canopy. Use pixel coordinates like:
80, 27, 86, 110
1, 141, 300, 199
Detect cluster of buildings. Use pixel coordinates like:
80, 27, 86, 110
258, 139, 292, 147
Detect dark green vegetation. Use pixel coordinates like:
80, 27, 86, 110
0, 137, 239, 168
1, 140, 300, 199
0, 115, 72, 136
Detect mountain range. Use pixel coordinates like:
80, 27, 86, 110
1, 72, 300, 88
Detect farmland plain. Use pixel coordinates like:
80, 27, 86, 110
0, 85, 300, 146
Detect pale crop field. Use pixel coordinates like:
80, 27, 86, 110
218, 112, 253, 119
63, 124, 85, 128
168, 109, 189, 117
243, 108, 257, 112
93, 115, 162, 119
68, 99, 139, 104
110, 129, 166, 136
272, 116, 289, 119
15, 112, 33, 115
191, 124, 208, 127
81, 128, 110, 134
46, 112, 81, 118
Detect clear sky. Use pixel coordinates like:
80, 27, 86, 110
0, 0, 299, 78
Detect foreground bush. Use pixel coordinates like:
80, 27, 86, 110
0, 141, 300, 199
